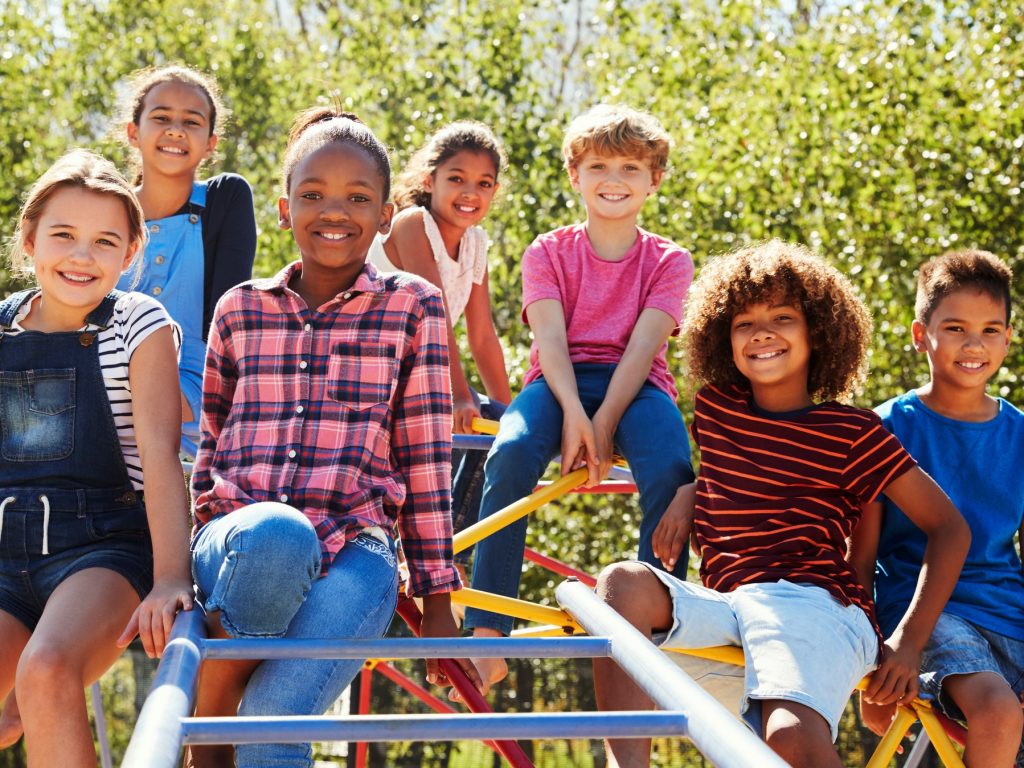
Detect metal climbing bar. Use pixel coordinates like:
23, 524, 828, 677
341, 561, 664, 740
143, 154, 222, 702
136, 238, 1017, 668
556, 579, 791, 768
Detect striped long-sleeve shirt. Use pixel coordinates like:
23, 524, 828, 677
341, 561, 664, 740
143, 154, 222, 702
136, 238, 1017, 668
692, 384, 916, 629
191, 261, 459, 596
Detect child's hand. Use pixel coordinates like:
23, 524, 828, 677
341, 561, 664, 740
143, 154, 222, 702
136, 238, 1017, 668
859, 692, 900, 738
561, 407, 599, 487
652, 483, 696, 570
118, 578, 193, 658
452, 393, 481, 435
863, 633, 921, 706
420, 594, 484, 693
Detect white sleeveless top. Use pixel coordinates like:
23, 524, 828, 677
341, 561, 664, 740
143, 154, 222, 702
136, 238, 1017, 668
367, 206, 489, 323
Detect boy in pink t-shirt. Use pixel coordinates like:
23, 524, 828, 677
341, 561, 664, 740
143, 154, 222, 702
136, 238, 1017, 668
464, 104, 695, 691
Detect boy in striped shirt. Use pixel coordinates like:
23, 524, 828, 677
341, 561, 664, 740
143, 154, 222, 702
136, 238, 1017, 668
594, 241, 968, 767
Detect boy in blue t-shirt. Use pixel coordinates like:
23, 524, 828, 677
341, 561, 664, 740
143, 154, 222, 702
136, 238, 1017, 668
852, 249, 1024, 766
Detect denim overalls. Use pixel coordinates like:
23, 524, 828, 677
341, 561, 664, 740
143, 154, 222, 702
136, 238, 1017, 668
0, 290, 153, 629
118, 182, 205, 456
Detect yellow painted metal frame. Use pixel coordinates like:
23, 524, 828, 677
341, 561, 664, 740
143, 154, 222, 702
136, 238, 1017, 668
449, 418, 967, 766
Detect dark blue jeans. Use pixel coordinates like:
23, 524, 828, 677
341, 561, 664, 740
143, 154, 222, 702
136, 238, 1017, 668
451, 395, 506, 565
464, 364, 694, 635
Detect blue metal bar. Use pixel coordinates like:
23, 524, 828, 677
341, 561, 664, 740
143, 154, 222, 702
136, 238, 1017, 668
182, 711, 688, 744
451, 434, 494, 450
556, 579, 791, 768
90, 681, 113, 768
200, 636, 610, 661
122, 608, 206, 768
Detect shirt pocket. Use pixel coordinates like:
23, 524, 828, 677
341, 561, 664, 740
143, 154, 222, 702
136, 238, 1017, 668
327, 341, 399, 409
0, 369, 76, 462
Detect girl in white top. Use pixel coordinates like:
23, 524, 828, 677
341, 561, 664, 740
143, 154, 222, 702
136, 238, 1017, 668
369, 122, 511, 432
0, 151, 192, 765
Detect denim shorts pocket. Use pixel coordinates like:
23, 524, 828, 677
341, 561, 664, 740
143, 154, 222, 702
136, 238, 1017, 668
328, 342, 399, 409
0, 369, 76, 462
88, 504, 150, 541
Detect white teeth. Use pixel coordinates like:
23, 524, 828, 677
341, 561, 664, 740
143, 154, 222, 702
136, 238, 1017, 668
601, 194, 627, 201
61, 273, 93, 283
160, 147, 187, 155
319, 232, 349, 240
752, 350, 783, 359
456, 205, 477, 213
958, 361, 984, 369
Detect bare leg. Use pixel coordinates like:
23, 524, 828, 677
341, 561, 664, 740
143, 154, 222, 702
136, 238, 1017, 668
761, 700, 842, 768
0, 612, 31, 748
185, 612, 260, 768
16, 569, 137, 768
945, 671, 1023, 768
593, 563, 673, 768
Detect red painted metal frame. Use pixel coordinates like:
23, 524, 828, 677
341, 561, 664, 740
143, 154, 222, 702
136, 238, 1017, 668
524, 548, 597, 588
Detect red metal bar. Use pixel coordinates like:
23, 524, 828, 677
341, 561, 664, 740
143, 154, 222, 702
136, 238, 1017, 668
355, 666, 372, 768
524, 548, 597, 588
395, 597, 534, 768
373, 661, 503, 755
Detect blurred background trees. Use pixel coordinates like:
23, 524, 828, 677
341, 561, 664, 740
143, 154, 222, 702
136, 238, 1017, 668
1, 0, 1020, 764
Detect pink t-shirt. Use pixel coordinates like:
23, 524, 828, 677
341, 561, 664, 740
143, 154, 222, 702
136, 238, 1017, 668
521, 223, 694, 399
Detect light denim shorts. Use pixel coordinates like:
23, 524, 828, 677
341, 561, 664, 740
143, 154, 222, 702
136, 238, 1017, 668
921, 611, 1024, 720
643, 566, 878, 741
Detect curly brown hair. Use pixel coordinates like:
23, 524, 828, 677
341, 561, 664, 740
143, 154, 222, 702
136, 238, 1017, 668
915, 249, 1012, 324
683, 240, 873, 402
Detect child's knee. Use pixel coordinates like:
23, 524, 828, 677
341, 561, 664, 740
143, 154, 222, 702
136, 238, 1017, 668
953, 673, 1023, 731
762, 702, 834, 762
224, 503, 320, 571
16, 643, 78, 694
597, 562, 665, 621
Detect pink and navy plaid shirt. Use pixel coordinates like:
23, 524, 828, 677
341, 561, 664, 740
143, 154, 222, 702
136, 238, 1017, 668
191, 261, 459, 596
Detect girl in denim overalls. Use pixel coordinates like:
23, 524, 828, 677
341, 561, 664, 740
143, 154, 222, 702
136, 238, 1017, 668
0, 151, 193, 767
118, 65, 257, 458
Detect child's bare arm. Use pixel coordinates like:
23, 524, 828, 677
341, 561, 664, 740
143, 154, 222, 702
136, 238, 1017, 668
525, 299, 597, 484
864, 467, 969, 706
464, 274, 512, 405
119, 325, 193, 658
590, 308, 676, 482
387, 214, 478, 433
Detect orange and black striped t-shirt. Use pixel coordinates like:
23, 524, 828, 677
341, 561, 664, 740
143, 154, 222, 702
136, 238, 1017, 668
692, 384, 916, 628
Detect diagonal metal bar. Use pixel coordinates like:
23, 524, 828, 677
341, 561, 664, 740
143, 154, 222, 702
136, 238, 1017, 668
556, 579, 791, 768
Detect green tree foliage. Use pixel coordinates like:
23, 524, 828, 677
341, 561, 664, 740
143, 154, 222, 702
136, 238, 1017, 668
1, 0, 1019, 765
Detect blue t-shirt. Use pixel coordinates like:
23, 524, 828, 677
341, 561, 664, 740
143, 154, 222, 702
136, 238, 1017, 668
874, 390, 1024, 640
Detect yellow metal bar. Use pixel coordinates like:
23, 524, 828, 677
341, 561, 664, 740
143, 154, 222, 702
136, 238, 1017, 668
668, 646, 745, 666
452, 468, 589, 555
451, 588, 581, 631
470, 417, 499, 435
915, 701, 966, 768
865, 705, 918, 768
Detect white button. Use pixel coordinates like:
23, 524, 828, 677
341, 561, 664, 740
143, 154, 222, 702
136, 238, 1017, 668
150, 224, 160, 234
295, 405, 304, 414
304, 323, 312, 332
279, 494, 289, 503
342, 292, 352, 300
299, 361, 308, 370
152, 286, 162, 296
155, 255, 165, 265
288, 449, 297, 459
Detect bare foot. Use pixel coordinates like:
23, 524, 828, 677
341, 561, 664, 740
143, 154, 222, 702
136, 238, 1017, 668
448, 655, 508, 702
0, 691, 23, 748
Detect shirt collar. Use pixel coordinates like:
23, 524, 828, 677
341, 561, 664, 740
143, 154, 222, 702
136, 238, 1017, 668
250, 260, 388, 299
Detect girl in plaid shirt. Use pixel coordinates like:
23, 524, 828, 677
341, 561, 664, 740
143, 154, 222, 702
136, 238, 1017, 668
187, 109, 480, 768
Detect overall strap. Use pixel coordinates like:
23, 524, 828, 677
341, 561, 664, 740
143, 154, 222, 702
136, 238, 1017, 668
189, 180, 208, 209
85, 292, 120, 329
0, 289, 38, 329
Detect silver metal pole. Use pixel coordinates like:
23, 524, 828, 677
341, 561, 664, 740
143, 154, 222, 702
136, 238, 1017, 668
121, 608, 205, 768
90, 682, 113, 768
556, 578, 790, 768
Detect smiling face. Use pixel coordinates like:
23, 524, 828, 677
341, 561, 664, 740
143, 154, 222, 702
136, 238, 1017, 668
24, 186, 138, 330
568, 151, 662, 224
730, 299, 814, 411
278, 141, 393, 302
424, 150, 499, 235
127, 81, 218, 179
912, 288, 1011, 399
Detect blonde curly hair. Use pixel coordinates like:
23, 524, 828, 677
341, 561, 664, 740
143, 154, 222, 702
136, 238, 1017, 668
683, 240, 872, 402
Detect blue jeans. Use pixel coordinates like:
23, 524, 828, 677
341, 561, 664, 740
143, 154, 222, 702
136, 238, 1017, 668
451, 395, 507, 565
464, 364, 694, 635
191, 502, 398, 767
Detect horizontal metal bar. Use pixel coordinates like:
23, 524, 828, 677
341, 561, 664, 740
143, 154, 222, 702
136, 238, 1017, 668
200, 636, 610, 661
183, 711, 689, 744
451, 434, 495, 450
